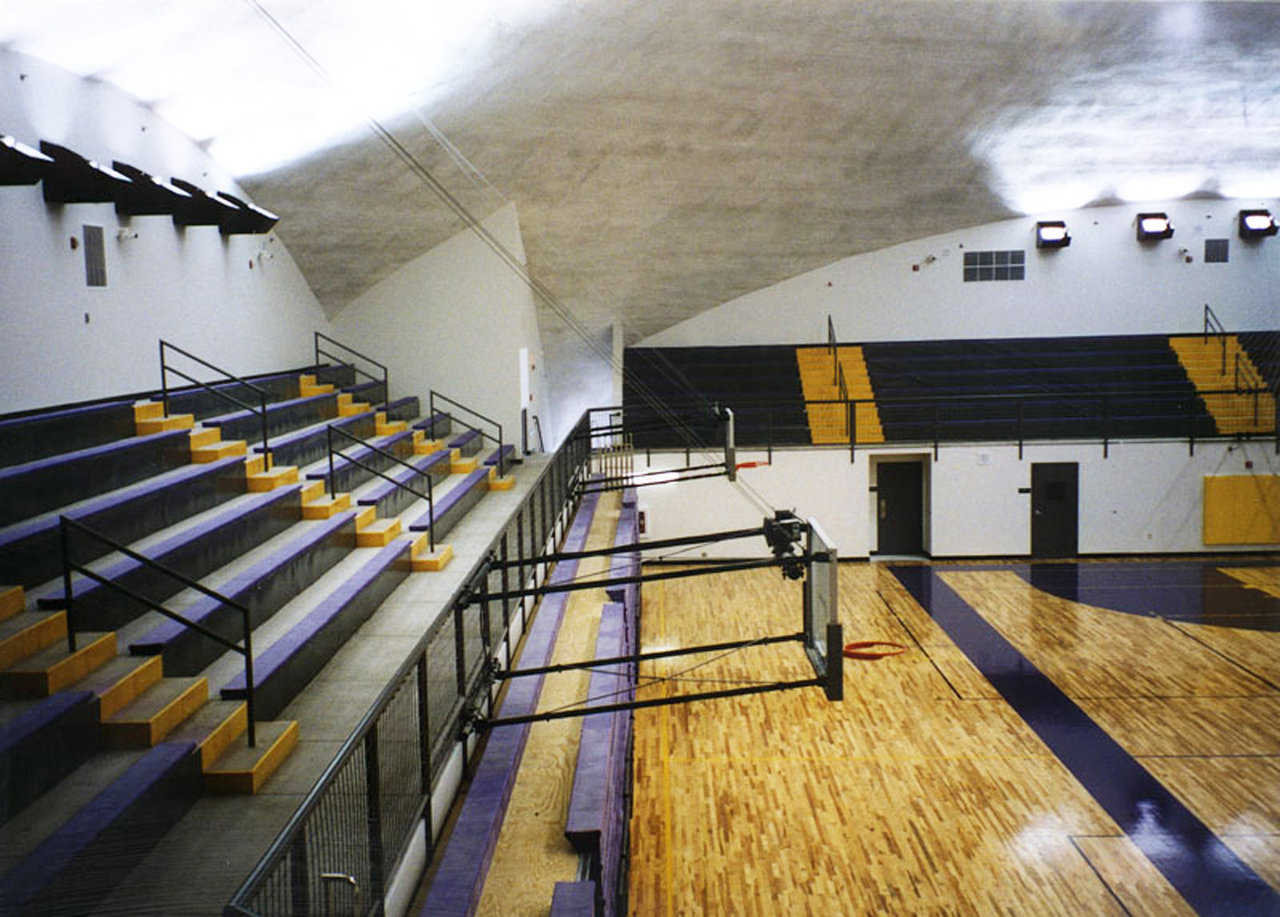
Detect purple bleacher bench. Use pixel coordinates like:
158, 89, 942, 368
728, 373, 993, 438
420, 489, 602, 917
0, 740, 200, 915
413, 412, 452, 439
407, 467, 489, 541
0, 691, 98, 824
357, 449, 451, 517
448, 427, 483, 458
129, 509, 358, 675
550, 881, 598, 916
219, 537, 409, 719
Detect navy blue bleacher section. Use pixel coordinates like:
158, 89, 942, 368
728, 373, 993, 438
380, 396, 420, 421
0, 691, 98, 825
862, 335, 1216, 442
0, 740, 200, 916
344, 379, 388, 406
42, 485, 302, 629
420, 488, 602, 917
623, 345, 810, 448
0, 399, 136, 470
1240, 331, 1280, 390
129, 509, 359, 675
407, 468, 489, 542
0, 429, 191, 528
0, 454, 247, 589
414, 412, 452, 440
204, 391, 336, 444
160, 370, 308, 422
220, 538, 410, 719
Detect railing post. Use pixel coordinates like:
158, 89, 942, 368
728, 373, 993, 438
364, 725, 385, 908
59, 516, 76, 654
848, 401, 855, 464
1017, 400, 1024, 460
313, 330, 321, 368
159, 340, 170, 418
498, 424, 505, 478
289, 831, 310, 914
260, 390, 270, 464
243, 606, 257, 748
426, 472, 435, 553
416, 653, 434, 844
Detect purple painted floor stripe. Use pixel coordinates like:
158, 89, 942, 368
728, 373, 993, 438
892, 566, 1280, 917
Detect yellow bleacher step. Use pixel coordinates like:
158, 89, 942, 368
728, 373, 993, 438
299, 374, 336, 397
103, 676, 209, 747
0, 585, 23, 622
0, 631, 114, 697
189, 427, 220, 449
192, 440, 247, 463
203, 719, 300, 794
243, 453, 276, 476
300, 480, 325, 502
302, 493, 352, 520
415, 438, 445, 455
376, 420, 408, 435
169, 699, 249, 771
247, 465, 299, 492
407, 534, 453, 572
354, 506, 377, 530
83, 653, 163, 721
451, 457, 479, 474
487, 468, 515, 491
137, 413, 195, 436
356, 517, 402, 547
0, 609, 65, 672
132, 401, 164, 422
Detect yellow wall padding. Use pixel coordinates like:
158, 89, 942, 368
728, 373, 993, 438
1204, 474, 1280, 545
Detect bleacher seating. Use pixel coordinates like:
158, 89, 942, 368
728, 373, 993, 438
0, 355, 520, 913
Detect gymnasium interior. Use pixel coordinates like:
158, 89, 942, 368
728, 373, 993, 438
1, 2, 1278, 915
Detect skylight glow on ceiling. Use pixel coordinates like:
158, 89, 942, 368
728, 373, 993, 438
1, 0, 568, 176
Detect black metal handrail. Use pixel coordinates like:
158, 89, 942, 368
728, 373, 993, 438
532, 414, 545, 453
1204, 303, 1229, 374
826, 313, 839, 386
314, 332, 389, 403
226, 410, 593, 916
59, 516, 256, 746
159, 339, 270, 458
429, 390, 507, 477
326, 424, 436, 552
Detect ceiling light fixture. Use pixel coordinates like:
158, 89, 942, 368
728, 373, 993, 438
1136, 212, 1174, 242
1035, 221, 1070, 249
1238, 209, 1277, 239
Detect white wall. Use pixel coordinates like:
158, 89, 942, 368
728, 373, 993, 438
330, 202, 548, 446
634, 439, 1280, 558
0, 50, 328, 413
641, 198, 1280, 347
544, 323, 619, 448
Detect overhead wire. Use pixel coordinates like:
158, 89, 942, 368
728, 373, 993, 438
244, 0, 778, 517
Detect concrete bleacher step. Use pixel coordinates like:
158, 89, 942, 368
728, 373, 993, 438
408, 534, 453, 572
102, 676, 208, 748
0, 691, 99, 826
203, 719, 299, 794
246, 464, 299, 492
167, 698, 247, 770
302, 491, 351, 519
0, 632, 114, 698
188, 426, 221, 449
252, 408, 377, 469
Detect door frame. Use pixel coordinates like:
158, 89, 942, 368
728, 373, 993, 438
869, 454, 930, 556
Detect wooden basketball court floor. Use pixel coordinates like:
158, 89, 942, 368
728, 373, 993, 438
629, 558, 1280, 915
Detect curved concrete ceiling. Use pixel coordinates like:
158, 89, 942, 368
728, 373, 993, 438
11, 2, 1280, 345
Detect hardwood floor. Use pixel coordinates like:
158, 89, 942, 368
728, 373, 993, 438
628, 561, 1280, 915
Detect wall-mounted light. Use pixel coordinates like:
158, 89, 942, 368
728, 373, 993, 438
0, 135, 54, 185
39, 141, 131, 204
1136, 212, 1174, 242
1238, 209, 1277, 239
216, 191, 280, 235
1035, 220, 1070, 249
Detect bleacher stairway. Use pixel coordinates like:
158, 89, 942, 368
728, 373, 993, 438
1169, 335, 1277, 435
0, 363, 523, 915
795, 345, 884, 444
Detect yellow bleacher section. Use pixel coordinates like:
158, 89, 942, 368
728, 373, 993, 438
1170, 335, 1276, 435
795, 345, 883, 445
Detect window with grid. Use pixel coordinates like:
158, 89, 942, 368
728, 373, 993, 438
963, 249, 1025, 282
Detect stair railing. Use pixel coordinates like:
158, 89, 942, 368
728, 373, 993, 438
160, 340, 270, 458
429, 390, 507, 478
58, 515, 256, 746
313, 332, 389, 404
1203, 304, 1228, 375
827, 314, 839, 386
325, 425, 435, 551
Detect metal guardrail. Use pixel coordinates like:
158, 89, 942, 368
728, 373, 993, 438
429, 390, 507, 477
160, 340, 271, 457
314, 332, 389, 405
225, 410, 593, 916
325, 424, 436, 552
59, 515, 257, 746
